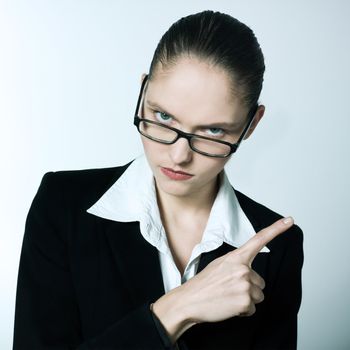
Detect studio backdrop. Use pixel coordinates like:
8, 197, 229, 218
1, 0, 349, 349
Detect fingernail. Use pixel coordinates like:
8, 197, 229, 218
283, 216, 293, 225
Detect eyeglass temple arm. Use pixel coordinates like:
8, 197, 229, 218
134, 74, 149, 117
234, 104, 259, 148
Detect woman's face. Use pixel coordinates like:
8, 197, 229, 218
139, 57, 263, 200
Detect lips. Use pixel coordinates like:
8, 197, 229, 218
163, 167, 192, 175
160, 167, 194, 180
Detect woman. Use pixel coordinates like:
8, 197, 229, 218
13, 10, 303, 350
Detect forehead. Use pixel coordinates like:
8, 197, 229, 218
145, 58, 247, 125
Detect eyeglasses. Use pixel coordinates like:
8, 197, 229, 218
133, 74, 258, 158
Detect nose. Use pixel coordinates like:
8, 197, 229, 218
169, 137, 193, 165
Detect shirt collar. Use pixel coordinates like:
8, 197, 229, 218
87, 154, 269, 252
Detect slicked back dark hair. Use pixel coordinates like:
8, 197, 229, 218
148, 10, 265, 112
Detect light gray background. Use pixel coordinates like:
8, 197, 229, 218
1, 0, 349, 349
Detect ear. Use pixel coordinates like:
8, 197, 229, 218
140, 73, 147, 85
244, 105, 265, 140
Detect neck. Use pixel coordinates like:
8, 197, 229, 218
155, 175, 220, 225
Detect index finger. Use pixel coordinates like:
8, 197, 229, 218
238, 217, 294, 266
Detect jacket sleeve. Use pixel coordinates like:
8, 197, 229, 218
13, 172, 175, 350
253, 226, 304, 350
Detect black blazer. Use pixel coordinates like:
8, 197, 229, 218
13, 160, 304, 350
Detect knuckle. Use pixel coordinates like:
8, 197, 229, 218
255, 290, 265, 303
240, 295, 252, 310
255, 232, 266, 244
237, 265, 250, 279
240, 302, 255, 317
221, 255, 234, 267
239, 280, 251, 293
224, 250, 237, 259
247, 304, 256, 316
259, 292, 265, 303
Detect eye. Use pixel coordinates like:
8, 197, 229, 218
154, 111, 173, 124
206, 128, 225, 137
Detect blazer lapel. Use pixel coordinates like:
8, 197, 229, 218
234, 190, 270, 279
103, 219, 166, 305
98, 188, 269, 307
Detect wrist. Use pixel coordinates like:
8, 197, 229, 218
152, 286, 197, 343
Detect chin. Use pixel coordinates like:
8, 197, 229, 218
154, 175, 195, 198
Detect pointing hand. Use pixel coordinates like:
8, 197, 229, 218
180, 217, 294, 323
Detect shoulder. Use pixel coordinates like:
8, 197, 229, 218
234, 189, 303, 253
25, 161, 135, 247
34, 160, 133, 211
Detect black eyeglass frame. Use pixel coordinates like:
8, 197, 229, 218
133, 74, 258, 158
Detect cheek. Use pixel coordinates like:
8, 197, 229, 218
198, 157, 229, 179
141, 137, 154, 154
141, 137, 164, 160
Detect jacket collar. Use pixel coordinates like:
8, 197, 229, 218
87, 154, 269, 253
86, 156, 270, 305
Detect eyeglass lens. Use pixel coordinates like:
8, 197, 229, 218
138, 120, 233, 157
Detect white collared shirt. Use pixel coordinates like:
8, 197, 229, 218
87, 154, 269, 293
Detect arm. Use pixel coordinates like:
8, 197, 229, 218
13, 172, 173, 350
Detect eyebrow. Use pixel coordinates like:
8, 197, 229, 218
146, 100, 240, 129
